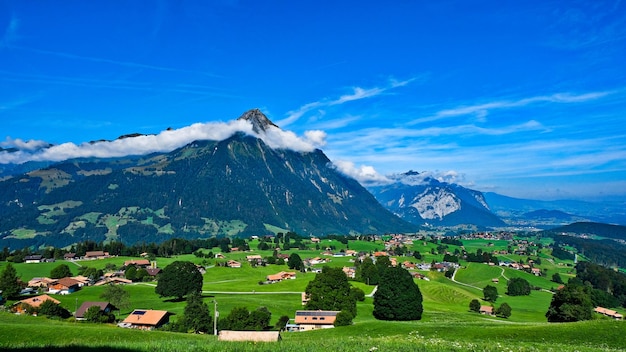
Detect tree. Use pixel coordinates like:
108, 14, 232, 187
50, 264, 72, 279
483, 285, 498, 302
220, 306, 272, 331
125, 266, 137, 281
276, 315, 290, 331
506, 277, 531, 296
155, 261, 203, 300
84, 305, 115, 323
287, 253, 304, 271
100, 284, 131, 316
350, 287, 365, 302
373, 266, 423, 321
38, 300, 70, 319
546, 283, 593, 322
356, 257, 379, 285
469, 299, 481, 312
179, 292, 212, 333
334, 310, 353, 326
305, 266, 356, 320
551, 273, 564, 284
496, 302, 512, 318
0, 262, 21, 299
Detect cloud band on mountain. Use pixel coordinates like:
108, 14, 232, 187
0, 119, 326, 164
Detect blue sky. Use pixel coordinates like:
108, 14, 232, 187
1, 0, 625, 201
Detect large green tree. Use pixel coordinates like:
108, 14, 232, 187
155, 261, 203, 300
305, 266, 356, 320
220, 306, 271, 331
0, 262, 21, 300
507, 277, 531, 296
483, 285, 498, 302
287, 253, 304, 271
38, 300, 71, 319
100, 284, 131, 316
179, 292, 213, 333
496, 302, 512, 318
50, 264, 72, 279
546, 283, 593, 322
373, 266, 423, 321
469, 299, 481, 313
356, 257, 379, 285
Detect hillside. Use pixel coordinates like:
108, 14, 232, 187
547, 222, 626, 241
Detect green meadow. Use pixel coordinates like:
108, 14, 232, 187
1, 238, 625, 351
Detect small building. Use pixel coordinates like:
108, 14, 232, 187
342, 266, 356, 279
48, 277, 80, 295
64, 253, 76, 260
594, 307, 624, 320
28, 277, 55, 288
218, 330, 281, 342
266, 271, 296, 283
293, 310, 339, 331
94, 277, 132, 286
14, 294, 60, 314
120, 309, 172, 330
227, 260, 242, 268
84, 251, 110, 260
480, 306, 494, 316
301, 292, 310, 306
146, 268, 161, 277
75, 301, 115, 320
124, 259, 151, 267
491, 278, 499, 283
24, 255, 43, 263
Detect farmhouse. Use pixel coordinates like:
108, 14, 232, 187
94, 277, 132, 286
48, 277, 80, 295
227, 260, 242, 268
75, 301, 115, 320
14, 294, 60, 314
120, 309, 172, 330
124, 259, 151, 267
594, 307, 624, 320
218, 330, 281, 342
266, 271, 296, 283
24, 255, 43, 263
28, 277, 55, 288
293, 310, 339, 331
84, 251, 110, 260
342, 266, 356, 279
480, 306, 494, 316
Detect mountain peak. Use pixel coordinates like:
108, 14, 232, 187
237, 109, 279, 134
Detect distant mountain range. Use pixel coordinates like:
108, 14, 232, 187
0, 110, 417, 250
367, 171, 505, 227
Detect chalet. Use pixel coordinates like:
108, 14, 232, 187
195, 265, 207, 275
227, 260, 242, 268
75, 301, 115, 320
120, 309, 172, 330
411, 272, 430, 281
64, 253, 76, 260
24, 255, 43, 263
246, 255, 263, 264
28, 277, 55, 288
373, 251, 389, 257
491, 278, 499, 283
531, 268, 542, 276
293, 310, 339, 331
479, 306, 494, 316
310, 237, 321, 243
345, 250, 357, 256
94, 277, 132, 286
48, 277, 80, 295
266, 271, 296, 283
342, 266, 356, 279
124, 259, 151, 268
594, 307, 624, 320
84, 251, 110, 260
14, 295, 60, 314
146, 268, 161, 277
71, 276, 91, 287
402, 261, 416, 270
218, 330, 281, 342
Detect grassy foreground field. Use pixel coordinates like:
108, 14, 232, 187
1, 311, 624, 352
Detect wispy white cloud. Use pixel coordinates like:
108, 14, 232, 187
278, 77, 416, 127
0, 13, 20, 48
0, 118, 326, 164
11, 46, 220, 78
332, 160, 391, 185
408, 91, 612, 125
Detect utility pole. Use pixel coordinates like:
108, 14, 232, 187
213, 300, 218, 336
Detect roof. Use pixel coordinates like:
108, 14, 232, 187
85, 251, 106, 257
146, 268, 161, 276
480, 306, 494, 313
124, 259, 151, 266
53, 277, 80, 288
18, 294, 60, 308
122, 309, 171, 326
218, 330, 281, 342
294, 310, 339, 324
75, 301, 113, 318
